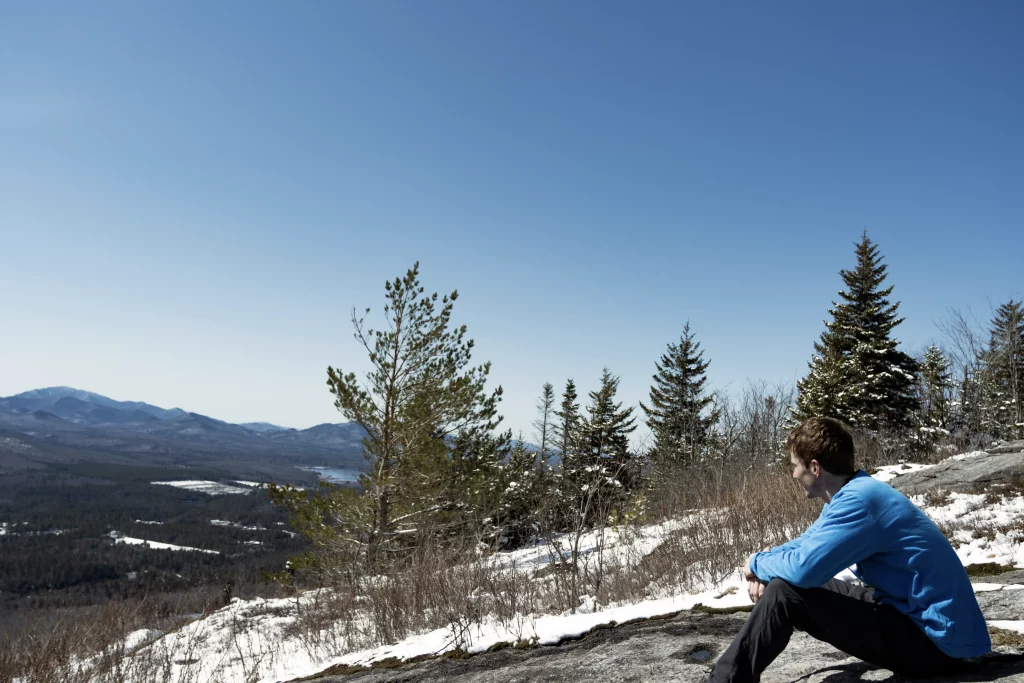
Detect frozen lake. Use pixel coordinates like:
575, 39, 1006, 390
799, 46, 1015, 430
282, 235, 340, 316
302, 466, 363, 484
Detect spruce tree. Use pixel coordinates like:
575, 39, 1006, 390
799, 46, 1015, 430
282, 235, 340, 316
980, 300, 1024, 439
552, 379, 582, 526
794, 232, 919, 434
533, 382, 556, 467
918, 345, 952, 444
640, 322, 718, 467
581, 368, 637, 486
794, 346, 852, 421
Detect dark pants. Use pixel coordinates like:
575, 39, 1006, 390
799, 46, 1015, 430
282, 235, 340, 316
708, 578, 970, 682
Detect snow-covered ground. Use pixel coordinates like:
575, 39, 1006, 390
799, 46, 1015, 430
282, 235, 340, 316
211, 519, 268, 531
109, 531, 220, 554
110, 452, 1024, 683
151, 480, 254, 495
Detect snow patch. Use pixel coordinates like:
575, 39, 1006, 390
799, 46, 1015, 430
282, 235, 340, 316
152, 480, 253, 496
109, 531, 219, 554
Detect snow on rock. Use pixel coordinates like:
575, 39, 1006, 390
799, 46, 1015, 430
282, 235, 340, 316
328, 571, 752, 671
973, 583, 1024, 593
870, 462, 935, 483
949, 450, 989, 462
989, 620, 1024, 634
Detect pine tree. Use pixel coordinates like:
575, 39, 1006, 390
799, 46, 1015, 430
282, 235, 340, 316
271, 263, 504, 568
794, 232, 919, 434
980, 300, 1024, 439
640, 322, 718, 467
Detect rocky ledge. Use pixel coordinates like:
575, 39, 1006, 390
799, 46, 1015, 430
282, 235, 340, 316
889, 441, 1024, 496
299, 582, 1024, 682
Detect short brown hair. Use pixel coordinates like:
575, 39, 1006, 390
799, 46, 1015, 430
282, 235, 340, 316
787, 417, 855, 475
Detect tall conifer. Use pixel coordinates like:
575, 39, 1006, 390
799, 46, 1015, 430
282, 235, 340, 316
794, 232, 919, 433
640, 323, 718, 466
918, 345, 952, 442
583, 369, 636, 462
981, 300, 1024, 438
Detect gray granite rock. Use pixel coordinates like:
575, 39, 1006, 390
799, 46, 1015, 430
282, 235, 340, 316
891, 448, 1024, 496
977, 587, 1024, 621
297, 607, 1024, 683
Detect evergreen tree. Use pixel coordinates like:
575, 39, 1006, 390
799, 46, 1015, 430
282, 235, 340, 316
918, 345, 952, 444
552, 379, 582, 525
794, 232, 919, 434
794, 346, 851, 421
980, 300, 1024, 439
581, 368, 638, 487
271, 263, 503, 568
489, 434, 544, 548
640, 322, 718, 467
554, 380, 581, 472
533, 382, 556, 467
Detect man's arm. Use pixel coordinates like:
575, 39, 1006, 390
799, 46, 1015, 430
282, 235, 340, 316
765, 515, 824, 555
749, 492, 877, 589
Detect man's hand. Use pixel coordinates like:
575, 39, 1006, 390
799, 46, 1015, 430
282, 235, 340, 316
745, 547, 770, 603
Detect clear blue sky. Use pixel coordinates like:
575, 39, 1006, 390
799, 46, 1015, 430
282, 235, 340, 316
2, 2, 1021, 440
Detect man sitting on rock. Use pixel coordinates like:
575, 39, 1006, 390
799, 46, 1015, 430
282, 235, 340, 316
708, 416, 991, 682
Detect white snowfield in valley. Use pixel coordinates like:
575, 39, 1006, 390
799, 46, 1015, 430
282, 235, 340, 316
109, 455, 1024, 683
210, 519, 268, 531
108, 531, 220, 555
151, 480, 254, 495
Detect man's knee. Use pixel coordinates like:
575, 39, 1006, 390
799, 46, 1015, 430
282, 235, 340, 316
761, 578, 798, 604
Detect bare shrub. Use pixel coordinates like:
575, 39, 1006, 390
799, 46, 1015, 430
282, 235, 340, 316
642, 462, 820, 592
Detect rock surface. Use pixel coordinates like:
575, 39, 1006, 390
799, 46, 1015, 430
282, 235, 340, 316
891, 443, 1024, 496
297, 606, 1024, 682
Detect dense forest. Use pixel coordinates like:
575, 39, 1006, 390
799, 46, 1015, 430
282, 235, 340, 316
0, 463, 308, 637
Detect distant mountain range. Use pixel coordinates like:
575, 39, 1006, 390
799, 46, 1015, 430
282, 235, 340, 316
0, 387, 368, 480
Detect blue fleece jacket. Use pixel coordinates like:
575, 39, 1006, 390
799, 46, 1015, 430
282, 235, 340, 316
750, 471, 991, 658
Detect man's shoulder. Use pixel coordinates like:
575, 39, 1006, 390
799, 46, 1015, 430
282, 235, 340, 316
845, 470, 897, 497
838, 472, 912, 509
844, 471, 929, 522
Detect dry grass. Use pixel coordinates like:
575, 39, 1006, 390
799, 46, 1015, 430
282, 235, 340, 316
990, 626, 1024, 649
0, 599, 188, 683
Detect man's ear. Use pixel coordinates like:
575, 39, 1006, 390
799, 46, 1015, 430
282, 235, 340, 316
810, 459, 820, 476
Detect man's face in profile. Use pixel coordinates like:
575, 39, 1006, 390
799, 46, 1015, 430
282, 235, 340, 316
790, 451, 822, 499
